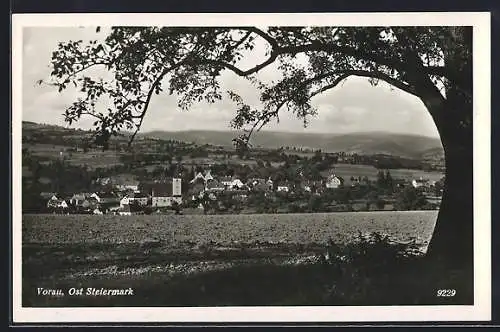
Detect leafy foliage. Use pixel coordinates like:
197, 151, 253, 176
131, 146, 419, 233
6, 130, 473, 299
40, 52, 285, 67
44, 26, 471, 150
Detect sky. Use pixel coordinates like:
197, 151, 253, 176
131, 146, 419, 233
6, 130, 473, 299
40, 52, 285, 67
22, 27, 440, 138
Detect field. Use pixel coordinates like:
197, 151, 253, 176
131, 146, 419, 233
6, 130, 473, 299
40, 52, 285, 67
23, 143, 123, 169
326, 163, 444, 182
23, 211, 437, 246
21, 211, 466, 307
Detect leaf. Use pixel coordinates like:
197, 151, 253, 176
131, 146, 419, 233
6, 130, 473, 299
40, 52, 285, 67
96, 26, 101, 33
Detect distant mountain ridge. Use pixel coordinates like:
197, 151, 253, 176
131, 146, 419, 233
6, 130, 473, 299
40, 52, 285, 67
21, 121, 443, 159
141, 129, 443, 159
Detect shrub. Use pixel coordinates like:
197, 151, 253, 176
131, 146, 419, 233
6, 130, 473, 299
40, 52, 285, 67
315, 232, 439, 305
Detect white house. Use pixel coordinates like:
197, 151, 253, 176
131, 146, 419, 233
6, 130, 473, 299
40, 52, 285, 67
277, 185, 289, 192
120, 192, 148, 207
120, 196, 129, 207
190, 169, 214, 188
412, 177, 434, 188
325, 174, 342, 189
47, 198, 68, 209
220, 176, 245, 189
230, 178, 245, 189
70, 193, 91, 206
116, 183, 139, 192
220, 176, 233, 187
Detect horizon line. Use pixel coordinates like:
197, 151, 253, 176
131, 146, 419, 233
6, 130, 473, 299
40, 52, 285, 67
22, 120, 441, 139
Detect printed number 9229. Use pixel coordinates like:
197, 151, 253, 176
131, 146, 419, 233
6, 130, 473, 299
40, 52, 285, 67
437, 289, 456, 297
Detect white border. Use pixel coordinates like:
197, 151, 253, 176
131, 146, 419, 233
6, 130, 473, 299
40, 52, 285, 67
11, 12, 491, 323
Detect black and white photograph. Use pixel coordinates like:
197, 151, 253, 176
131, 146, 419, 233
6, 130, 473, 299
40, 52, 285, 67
11, 12, 491, 323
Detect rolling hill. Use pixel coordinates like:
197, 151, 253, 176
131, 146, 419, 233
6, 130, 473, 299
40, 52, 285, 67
141, 130, 443, 159
21, 121, 443, 160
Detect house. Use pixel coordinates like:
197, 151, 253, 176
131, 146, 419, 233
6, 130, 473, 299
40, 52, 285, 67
116, 183, 139, 192
230, 178, 245, 189
140, 178, 182, 208
220, 176, 233, 187
91, 192, 120, 205
81, 198, 98, 211
325, 174, 342, 189
206, 180, 225, 192
110, 174, 140, 192
247, 178, 265, 187
70, 193, 91, 206
47, 199, 68, 209
221, 176, 245, 189
119, 196, 129, 207
190, 169, 215, 188
190, 172, 206, 184
120, 192, 149, 207
277, 185, 289, 192
412, 177, 431, 188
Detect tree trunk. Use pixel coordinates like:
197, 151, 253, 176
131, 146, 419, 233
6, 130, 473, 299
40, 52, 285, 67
425, 97, 473, 276
426, 128, 473, 267
419, 26, 473, 275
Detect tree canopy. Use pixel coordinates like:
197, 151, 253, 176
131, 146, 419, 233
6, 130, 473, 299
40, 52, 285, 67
43, 26, 471, 149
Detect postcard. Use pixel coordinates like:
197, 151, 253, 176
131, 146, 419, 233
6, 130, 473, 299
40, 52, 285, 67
11, 12, 491, 323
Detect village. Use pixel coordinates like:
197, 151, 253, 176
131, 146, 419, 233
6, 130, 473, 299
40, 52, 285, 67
39, 166, 443, 216
21, 122, 446, 216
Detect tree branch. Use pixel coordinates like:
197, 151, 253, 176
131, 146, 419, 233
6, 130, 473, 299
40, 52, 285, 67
127, 59, 187, 146
236, 27, 279, 49
211, 28, 451, 82
240, 68, 420, 145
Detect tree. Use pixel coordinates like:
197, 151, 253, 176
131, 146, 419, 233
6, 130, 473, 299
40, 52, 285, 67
376, 170, 386, 188
395, 186, 428, 211
308, 195, 323, 212
385, 170, 393, 191
45, 26, 472, 271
